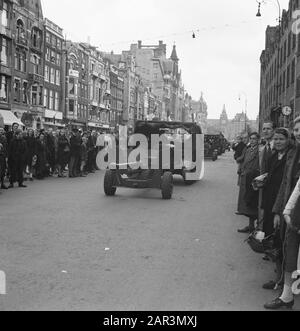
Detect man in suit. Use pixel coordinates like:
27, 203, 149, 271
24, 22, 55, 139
257, 121, 275, 231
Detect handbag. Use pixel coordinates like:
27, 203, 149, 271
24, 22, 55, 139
246, 231, 275, 254
252, 173, 269, 191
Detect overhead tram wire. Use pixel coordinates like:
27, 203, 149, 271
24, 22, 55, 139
98, 18, 259, 48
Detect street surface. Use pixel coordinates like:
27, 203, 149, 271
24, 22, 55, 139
0, 152, 299, 311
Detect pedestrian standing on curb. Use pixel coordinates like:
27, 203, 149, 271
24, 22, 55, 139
69, 129, 81, 178
257, 122, 275, 231
92, 131, 99, 170
233, 135, 246, 161
86, 131, 95, 173
6, 122, 19, 147
57, 130, 70, 178
80, 133, 88, 177
46, 129, 56, 176
235, 133, 249, 214
7, 129, 27, 188
264, 117, 300, 310
260, 128, 291, 291
237, 133, 260, 234
24, 129, 37, 182
35, 132, 49, 180
0, 127, 8, 190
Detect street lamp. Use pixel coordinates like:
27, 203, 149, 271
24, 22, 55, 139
256, 0, 281, 24
256, 0, 282, 127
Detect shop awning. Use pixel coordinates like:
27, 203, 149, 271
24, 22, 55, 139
0, 109, 24, 127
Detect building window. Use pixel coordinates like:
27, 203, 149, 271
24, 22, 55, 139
55, 92, 59, 111
69, 99, 75, 113
45, 65, 49, 82
288, 32, 291, 57
49, 90, 54, 110
15, 49, 26, 72
56, 70, 60, 86
39, 86, 43, 106
16, 19, 25, 42
287, 65, 290, 88
0, 37, 9, 66
0, 75, 9, 103
56, 53, 61, 66
44, 88, 48, 108
69, 78, 75, 95
13, 79, 21, 103
46, 48, 50, 61
22, 81, 28, 104
46, 32, 50, 44
50, 50, 56, 64
31, 85, 38, 105
57, 39, 62, 50
50, 68, 55, 84
31, 28, 42, 49
51, 36, 56, 47
1, 1, 9, 27
30, 54, 40, 75
293, 34, 296, 50
291, 59, 296, 84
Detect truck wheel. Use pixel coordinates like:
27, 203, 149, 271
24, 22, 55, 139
161, 172, 173, 200
104, 170, 117, 196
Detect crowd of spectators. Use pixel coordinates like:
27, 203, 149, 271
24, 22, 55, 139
0, 122, 102, 191
232, 118, 300, 310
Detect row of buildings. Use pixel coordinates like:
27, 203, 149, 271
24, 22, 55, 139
206, 105, 259, 141
259, 0, 300, 130
0, 0, 198, 132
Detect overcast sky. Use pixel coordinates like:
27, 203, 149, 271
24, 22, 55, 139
41, 0, 290, 120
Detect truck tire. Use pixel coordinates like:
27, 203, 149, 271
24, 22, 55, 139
161, 172, 173, 200
104, 170, 117, 196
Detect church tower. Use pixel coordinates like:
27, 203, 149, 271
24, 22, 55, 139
220, 105, 229, 136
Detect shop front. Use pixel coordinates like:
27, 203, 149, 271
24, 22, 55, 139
43, 109, 65, 129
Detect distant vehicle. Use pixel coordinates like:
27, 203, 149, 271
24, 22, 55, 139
204, 134, 222, 161
103, 121, 204, 200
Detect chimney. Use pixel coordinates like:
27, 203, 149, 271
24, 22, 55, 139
138, 40, 142, 49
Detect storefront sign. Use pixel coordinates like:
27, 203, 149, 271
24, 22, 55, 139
69, 70, 79, 78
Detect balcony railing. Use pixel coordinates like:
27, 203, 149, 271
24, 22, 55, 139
29, 73, 44, 84
16, 36, 28, 47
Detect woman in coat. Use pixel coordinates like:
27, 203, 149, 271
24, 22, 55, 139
237, 132, 260, 233
24, 129, 36, 181
35, 133, 49, 180
260, 128, 291, 291
264, 117, 300, 310
57, 130, 70, 177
